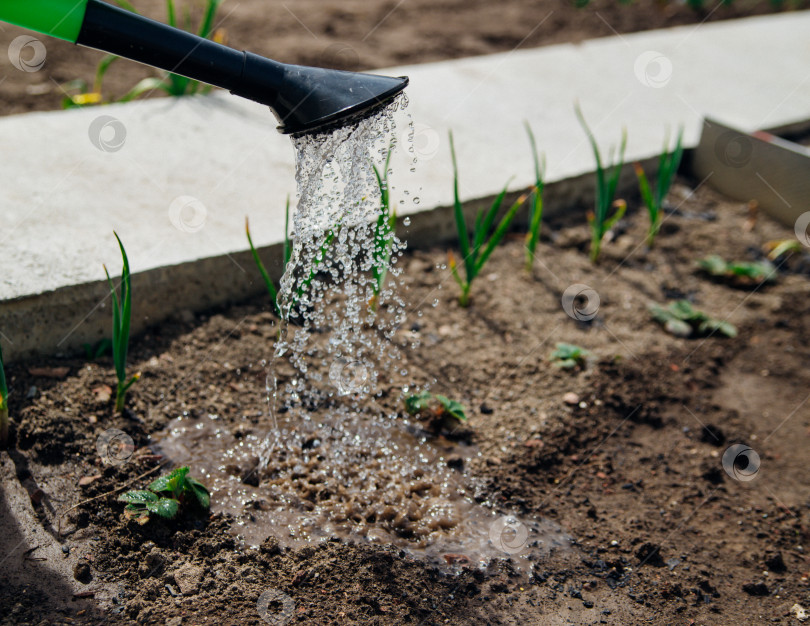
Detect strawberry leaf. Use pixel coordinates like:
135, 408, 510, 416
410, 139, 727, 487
184, 476, 210, 509
147, 497, 180, 519
149, 466, 189, 497
118, 490, 158, 505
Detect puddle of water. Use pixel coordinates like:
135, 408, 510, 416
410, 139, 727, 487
154, 410, 569, 573
152, 95, 570, 574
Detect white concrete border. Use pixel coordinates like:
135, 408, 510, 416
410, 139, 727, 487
2, 12, 810, 360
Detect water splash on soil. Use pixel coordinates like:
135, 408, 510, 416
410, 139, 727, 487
153, 95, 570, 573
156, 411, 569, 572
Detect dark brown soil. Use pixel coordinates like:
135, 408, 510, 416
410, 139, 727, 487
3, 175, 810, 624
1, 0, 808, 117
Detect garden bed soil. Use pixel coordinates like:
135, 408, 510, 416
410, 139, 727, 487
1, 0, 808, 117
3, 177, 810, 624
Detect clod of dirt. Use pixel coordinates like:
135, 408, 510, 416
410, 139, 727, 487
764, 551, 786, 573
701, 463, 725, 485
73, 559, 92, 584
28, 488, 44, 506
173, 563, 204, 596
260, 536, 281, 556
635, 542, 665, 567
139, 549, 166, 578
742, 581, 770, 596
700, 424, 726, 446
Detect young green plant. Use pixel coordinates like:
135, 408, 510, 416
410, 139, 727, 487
118, 466, 209, 525
405, 390, 468, 433
649, 300, 737, 339
550, 342, 591, 370
764, 239, 802, 261
448, 131, 531, 306
369, 145, 397, 313
0, 341, 8, 447
523, 122, 546, 272
83, 338, 112, 361
62, 52, 166, 108
246, 196, 292, 318
104, 233, 140, 413
697, 254, 777, 286
574, 103, 628, 262
634, 127, 684, 247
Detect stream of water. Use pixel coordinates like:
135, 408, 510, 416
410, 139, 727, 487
154, 95, 570, 573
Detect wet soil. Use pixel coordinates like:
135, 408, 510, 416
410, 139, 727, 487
1, 0, 808, 117
3, 176, 810, 624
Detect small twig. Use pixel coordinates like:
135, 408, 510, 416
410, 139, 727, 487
58, 461, 167, 536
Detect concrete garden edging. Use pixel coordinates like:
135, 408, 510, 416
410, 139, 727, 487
2, 11, 810, 361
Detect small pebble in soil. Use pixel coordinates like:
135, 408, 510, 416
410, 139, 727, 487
563, 392, 580, 405
666, 558, 681, 571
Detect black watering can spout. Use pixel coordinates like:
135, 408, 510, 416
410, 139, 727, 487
2, 0, 408, 137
